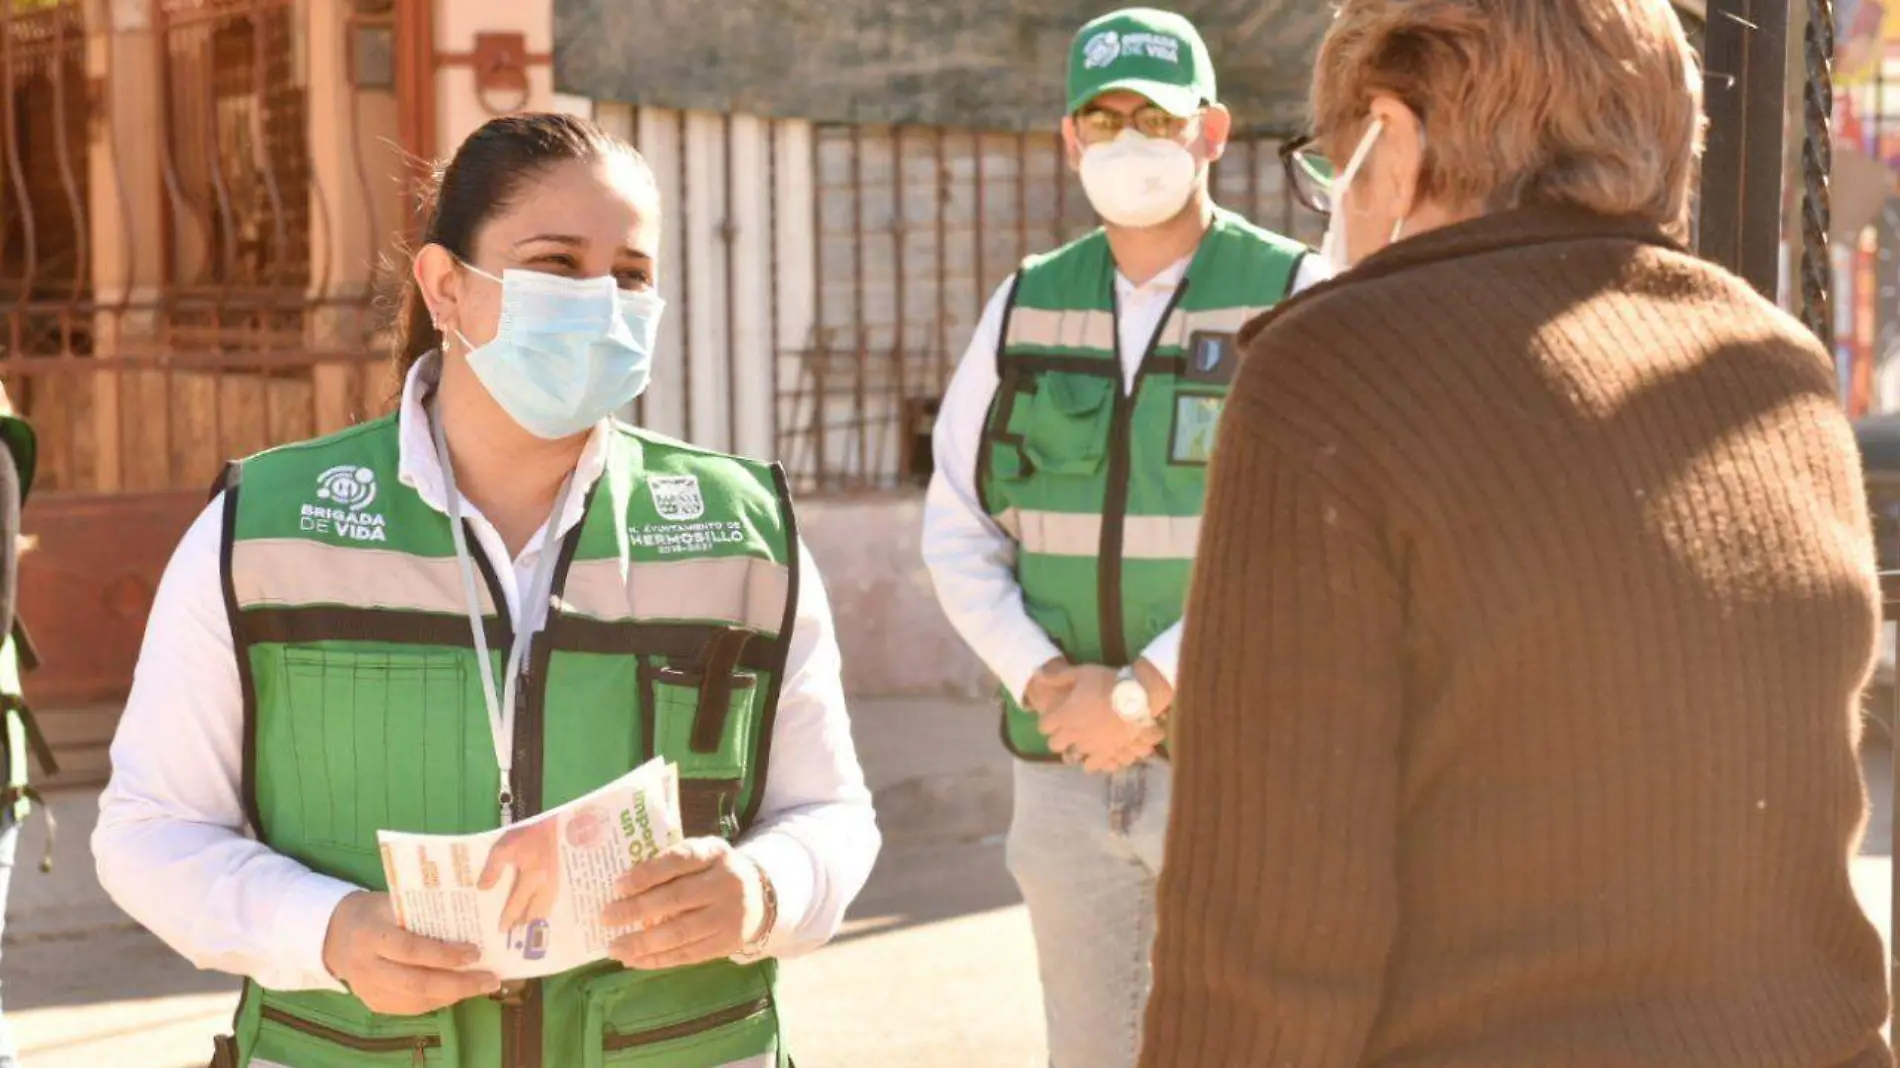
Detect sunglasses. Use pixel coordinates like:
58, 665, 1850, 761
1073, 104, 1204, 146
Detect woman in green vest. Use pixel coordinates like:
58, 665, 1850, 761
93, 112, 879, 1068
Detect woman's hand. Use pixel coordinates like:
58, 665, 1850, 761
321, 891, 499, 1015
601, 838, 768, 971
478, 819, 563, 934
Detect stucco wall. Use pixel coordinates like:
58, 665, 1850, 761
799, 494, 994, 699
553, 0, 1333, 134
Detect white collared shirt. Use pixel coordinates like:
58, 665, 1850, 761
93, 356, 880, 992
923, 249, 1327, 699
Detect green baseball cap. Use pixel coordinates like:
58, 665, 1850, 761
1066, 8, 1217, 118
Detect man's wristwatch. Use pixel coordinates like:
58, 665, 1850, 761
1110, 665, 1157, 728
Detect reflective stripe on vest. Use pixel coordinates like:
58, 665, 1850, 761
1004, 304, 1276, 354
993, 508, 1200, 560
232, 539, 790, 632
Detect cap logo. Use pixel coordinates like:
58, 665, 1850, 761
1082, 30, 1121, 69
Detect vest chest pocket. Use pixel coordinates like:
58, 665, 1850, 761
264, 648, 479, 865
646, 665, 758, 841
1014, 372, 1116, 477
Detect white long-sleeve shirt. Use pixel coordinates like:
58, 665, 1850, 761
93, 357, 880, 993
923, 248, 1327, 700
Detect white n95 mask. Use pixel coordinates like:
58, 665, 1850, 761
1078, 130, 1198, 229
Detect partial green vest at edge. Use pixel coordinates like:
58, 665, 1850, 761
2, 412, 45, 824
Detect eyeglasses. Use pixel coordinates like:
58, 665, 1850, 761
1280, 134, 1338, 216
1073, 104, 1201, 146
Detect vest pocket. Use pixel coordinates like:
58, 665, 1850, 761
1018, 374, 1114, 477
271, 648, 475, 855
647, 666, 758, 840
583, 967, 779, 1068
245, 992, 457, 1067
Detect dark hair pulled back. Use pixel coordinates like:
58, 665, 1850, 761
394, 112, 638, 380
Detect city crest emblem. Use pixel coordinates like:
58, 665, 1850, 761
649, 474, 706, 522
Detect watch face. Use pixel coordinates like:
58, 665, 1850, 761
1111, 680, 1148, 721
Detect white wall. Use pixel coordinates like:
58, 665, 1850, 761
594, 103, 815, 464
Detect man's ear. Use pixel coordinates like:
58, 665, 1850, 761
1061, 115, 1085, 172
1200, 103, 1233, 164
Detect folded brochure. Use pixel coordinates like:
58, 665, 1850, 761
377, 757, 684, 980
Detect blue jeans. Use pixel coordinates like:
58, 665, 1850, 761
0, 812, 17, 1068
1005, 759, 1171, 1068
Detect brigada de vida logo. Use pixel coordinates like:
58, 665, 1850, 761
301, 464, 388, 542
1082, 30, 1121, 69
649, 474, 705, 522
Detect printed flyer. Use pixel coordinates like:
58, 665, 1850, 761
378, 758, 683, 979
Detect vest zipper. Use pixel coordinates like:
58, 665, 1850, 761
601, 996, 773, 1052
465, 532, 543, 1068
1098, 279, 1192, 668
258, 1004, 439, 1061
503, 650, 546, 1068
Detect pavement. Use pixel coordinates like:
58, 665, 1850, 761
3, 696, 1895, 1068
6, 696, 1047, 1068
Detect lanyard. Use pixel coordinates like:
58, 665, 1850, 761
430, 399, 576, 826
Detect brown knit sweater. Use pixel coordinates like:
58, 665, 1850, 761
1140, 208, 1891, 1068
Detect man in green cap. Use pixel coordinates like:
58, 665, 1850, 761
923, 7, 1323, 1065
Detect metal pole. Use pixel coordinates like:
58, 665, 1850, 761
1803, 0, 1837, 351
1698, 0, 1790, 297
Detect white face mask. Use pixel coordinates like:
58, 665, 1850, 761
1078, 129, 1199, 229
1320, 118, 1393, 275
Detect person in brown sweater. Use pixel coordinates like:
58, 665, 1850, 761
1139, 2, 1893, 1067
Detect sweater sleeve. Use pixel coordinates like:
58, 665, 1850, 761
1140, 387, 1407, 1068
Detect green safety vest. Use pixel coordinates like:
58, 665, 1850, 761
0, 412, 51, 828
978, 209, 1306, 759
215, 411, 800, 1068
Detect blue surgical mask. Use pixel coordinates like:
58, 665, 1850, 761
452, 264, 665, 440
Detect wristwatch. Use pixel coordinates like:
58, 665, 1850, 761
1110, 665, 1157, 728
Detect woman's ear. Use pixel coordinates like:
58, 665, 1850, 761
1364, 93, 1425, 225
413, 244, 462, 336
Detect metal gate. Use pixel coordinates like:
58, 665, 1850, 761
0, 0, 426, 783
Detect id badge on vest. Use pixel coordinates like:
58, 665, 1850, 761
1171, 330, 1236, 466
